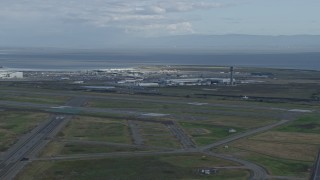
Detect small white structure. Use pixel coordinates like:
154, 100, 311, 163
138, 83, 159, 87
198, 168, 218, 175
0, 71, 23, 79
242, 96, 249, 100
72, 81, 84, 84
228, 128, 237, 133
288, 109, 313, 113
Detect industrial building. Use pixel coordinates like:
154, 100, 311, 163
165, 78, 234, 86
0, 71, 23, 79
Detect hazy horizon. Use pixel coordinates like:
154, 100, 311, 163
1, 0, 320, 49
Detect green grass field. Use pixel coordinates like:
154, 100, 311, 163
245, 153, 312, 178
0, 111, 49, 151
137, 121, 182, 148
39, 141, 146, 157
180, 121, 242, 146
60, 116, 132, 144
0, 94, 69, 105
277, 114, 320, 134
17, 154, 249, 180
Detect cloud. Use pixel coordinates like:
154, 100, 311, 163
125, 22, 194, 36
157, 1, 223, 12
0, 0, 226, 35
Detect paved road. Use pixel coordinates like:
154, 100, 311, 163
200, 119, 290, 151
204, 152, 268, 180
0, 115, 69, 179
312, 150, 320, 180
128, 120, 144, 145
0, 97, 87, 179
166, 122, 196, 149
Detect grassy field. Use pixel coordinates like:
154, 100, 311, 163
60, 116, 132, 144
213, 147, 312, 178
89, 98, 286, 113
180, 121, 242, 146
39, 141, 145, 157
212, 114, 320, 178
245, 153, 312, 178
277, 115, 320, 134
249, 131, 320, 145
193, 115, 277, 129
137, 121, 182, 148
232, 139, 318, 161
157, 82, 320, 99
0, 111, 49, 151
16, 154, 249, 180
0, 94, 69, 105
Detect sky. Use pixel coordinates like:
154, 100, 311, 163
0, 0, 319, 48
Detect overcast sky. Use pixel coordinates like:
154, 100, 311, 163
0, 0, 319, 48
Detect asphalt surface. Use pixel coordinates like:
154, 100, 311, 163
0, 97, 87, 179
0, 100, 146, 117
0, 100, 290, 124
0, 89, 313, 113
0, 115, 69, 179
128, 120, 144, 145
204, 152, 268, 180
166, 122, 196, 149
312, 150, 320, 180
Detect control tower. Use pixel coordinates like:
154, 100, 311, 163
230, 66, 234, 85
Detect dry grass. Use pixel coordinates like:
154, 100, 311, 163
39, 141, 64, 157
137, 121, 181, 148
0, 111, 49, 151
15, 162, 52, 180
232, 139, 318, 161
249, 131, 320, 145
61, 116, 131, 143
202, 116, 277, 129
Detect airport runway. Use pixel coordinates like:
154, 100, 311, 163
0, 89, 313, 113
0, 97, 87, 179
312, 150, 320, 180
0, 99, 293, 124
0, 115, 69, 179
